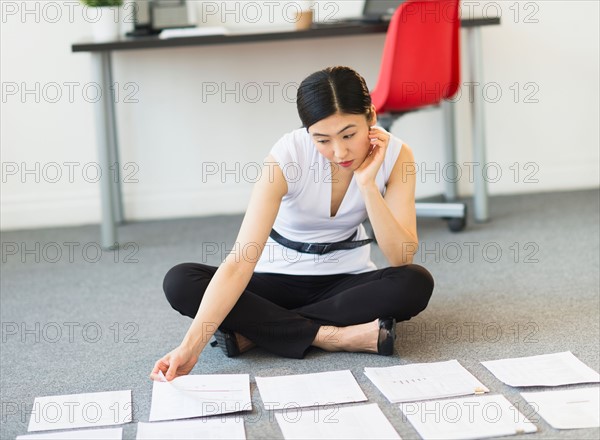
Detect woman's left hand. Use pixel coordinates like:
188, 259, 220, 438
354, 126, 390, 189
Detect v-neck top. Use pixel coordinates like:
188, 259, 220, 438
254, 127, 403, 275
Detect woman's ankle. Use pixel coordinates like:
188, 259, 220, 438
312, 320, 379, 353
312, 325, 344, 351
340, 319, 379, 353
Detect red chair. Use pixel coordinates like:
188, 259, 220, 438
371, 0, 466, 232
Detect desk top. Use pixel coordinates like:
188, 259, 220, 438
72, 17, 500, 53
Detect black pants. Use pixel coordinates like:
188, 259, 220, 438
163, 263, 434, 359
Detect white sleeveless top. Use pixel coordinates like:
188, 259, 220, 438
254, 127, 403, 275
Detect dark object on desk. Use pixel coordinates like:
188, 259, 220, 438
362, 0, 404, 22
127, 0, 193, 37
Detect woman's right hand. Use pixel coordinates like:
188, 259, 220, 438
149, 344, 199, 382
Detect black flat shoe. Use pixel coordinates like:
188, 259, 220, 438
210, 328, 241, 358
377, 317, 396, 356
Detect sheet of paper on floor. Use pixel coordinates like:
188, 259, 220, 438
136, 417, 246, 439
399, 394, 538, 440
27, 390, 131, 432
520, 387, 600, 429
255, 370, 367, 409
275, 403, 401, 440
364, 359, 489, 403
481, 351, 600, 387
149, 374, 251, 422
17, 427, 123, 439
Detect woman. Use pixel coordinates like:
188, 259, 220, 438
150, 66, 433, 381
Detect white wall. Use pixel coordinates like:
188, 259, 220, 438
1, 1, 598, 230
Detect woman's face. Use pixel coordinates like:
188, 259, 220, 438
308, 110, 376, 175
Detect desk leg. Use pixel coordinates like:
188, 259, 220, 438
105, 52, 125, 224
442, 100, 458, 201
467, 27, 490, 222
91, 52, 118, 249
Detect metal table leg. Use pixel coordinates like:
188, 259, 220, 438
467, 27, 490, 222
91, 51, 118, 249
105, 53, 124, 224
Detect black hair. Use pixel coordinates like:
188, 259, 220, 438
296, 66, 373, 130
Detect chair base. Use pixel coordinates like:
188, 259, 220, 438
416, 202, 464, 218
417, 202, 467, 232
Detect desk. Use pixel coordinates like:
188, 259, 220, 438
72, 18, 500, 249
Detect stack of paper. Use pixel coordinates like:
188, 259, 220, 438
275, 403, 401, 440
136, 418, 246, 439
149, 374, 251, 422
159, 26, 229, 39
27, 390, 131, 432
520, 387, 600, 430
481, 351, 600, 387
255, 370, 367, 409
399, 394, 538, 439
365, 360, 489, 403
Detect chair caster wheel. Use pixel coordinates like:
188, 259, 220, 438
447, 216, 466, 232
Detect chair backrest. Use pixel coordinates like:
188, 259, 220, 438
371, 0, 460, 114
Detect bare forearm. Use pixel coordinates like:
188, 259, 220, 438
360, 183, 417, 265
180, 262, 251, 354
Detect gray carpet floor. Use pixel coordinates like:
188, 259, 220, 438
1, 188, 599, 439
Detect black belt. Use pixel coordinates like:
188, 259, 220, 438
269, 228, 373, 255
